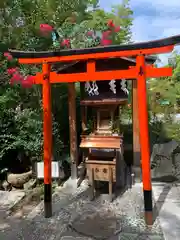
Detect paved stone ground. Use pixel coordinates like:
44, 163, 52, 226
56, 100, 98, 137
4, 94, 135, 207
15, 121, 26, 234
0, 180, 166, 240
152, 182, 180, 240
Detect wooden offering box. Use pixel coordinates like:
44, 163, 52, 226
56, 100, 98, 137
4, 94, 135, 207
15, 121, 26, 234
86, 159, 116, 182
80, 134, 124, 201
86, 159, 116, 201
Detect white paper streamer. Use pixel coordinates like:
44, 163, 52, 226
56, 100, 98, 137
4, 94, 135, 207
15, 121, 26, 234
85, 81, 99, 96
121, 79, 129, 95
109, 79, 116, 94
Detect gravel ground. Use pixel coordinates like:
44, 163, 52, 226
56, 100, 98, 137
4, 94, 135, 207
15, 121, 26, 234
0, 180, 164, 240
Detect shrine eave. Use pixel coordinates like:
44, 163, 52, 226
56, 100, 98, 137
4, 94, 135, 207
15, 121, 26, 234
9, 35, 180, 59
53, 56, 156, 74
80, 98, 128, 106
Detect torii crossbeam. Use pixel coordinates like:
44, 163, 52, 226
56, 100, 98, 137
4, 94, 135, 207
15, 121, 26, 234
9, 34, 180, 224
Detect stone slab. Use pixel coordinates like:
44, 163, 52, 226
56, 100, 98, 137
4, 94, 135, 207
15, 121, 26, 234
109, 232, 138, 240
156, 201, 180, 240
138, 234, 164, 240
152, 184, 180, 202
152, 182, 180, 240
0, 190, 25, 218
65, 184, 163, 238
61, 238, 90, 240
110, 233, 164, 240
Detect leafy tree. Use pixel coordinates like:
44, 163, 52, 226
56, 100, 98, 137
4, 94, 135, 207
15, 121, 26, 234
0, 0, 94, 170
148, 53, 180, 141
0, 0, 134, 172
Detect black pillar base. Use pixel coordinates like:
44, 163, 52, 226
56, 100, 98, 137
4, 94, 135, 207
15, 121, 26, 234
143, 190, 153, 225
143, 190, 153, 211
44, 184, 52, 218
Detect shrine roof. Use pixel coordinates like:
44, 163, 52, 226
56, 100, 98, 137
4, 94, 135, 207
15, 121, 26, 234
9, 35, 180, 59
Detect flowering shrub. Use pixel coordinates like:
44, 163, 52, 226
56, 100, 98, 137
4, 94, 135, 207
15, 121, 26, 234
40, 18, 121, 49
6, 18, 120, 88
0, 51, 63, 166
4, 18, 120, 88
4, 52, 13, 61
4, 53, 34, 88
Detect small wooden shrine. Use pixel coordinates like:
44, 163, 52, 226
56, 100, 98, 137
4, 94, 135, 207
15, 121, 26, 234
53, 56, 158, 203
78, 57, 155, 200
56, 56, 156, 200
58, 56, 154, 183
80, 81, 127, 199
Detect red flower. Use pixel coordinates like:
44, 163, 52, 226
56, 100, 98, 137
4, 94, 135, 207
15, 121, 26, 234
61, 39, 70, 48
21, 76, 34, 88
86, 31, 93, 37
107, 20, 115, 28
7, 68, 17, 75
10, 73, 24, 85
100, 39, 112, 46
101, 30, 112, 46
40, 24, 53, 33
102, 30, 112, 38
4, 52, 13, 61
114, 26, 121, 32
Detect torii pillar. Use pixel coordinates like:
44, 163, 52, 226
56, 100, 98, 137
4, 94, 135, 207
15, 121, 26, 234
132, 79, 141, 176
68, 83, 78, 182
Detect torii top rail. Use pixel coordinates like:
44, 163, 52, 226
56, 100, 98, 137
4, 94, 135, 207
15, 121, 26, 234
9, 34, 180, 223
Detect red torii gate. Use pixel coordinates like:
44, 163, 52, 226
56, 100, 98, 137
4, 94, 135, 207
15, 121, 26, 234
9, 34, 180, 225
